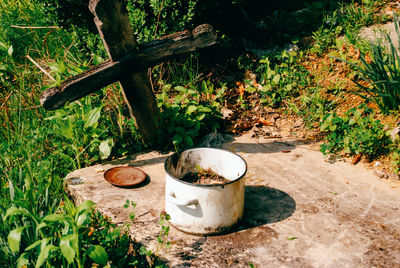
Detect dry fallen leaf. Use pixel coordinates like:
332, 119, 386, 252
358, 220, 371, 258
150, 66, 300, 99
365, 53, 372, 64
258, 117, 274, 126
348, 44, 356, 57
352, 153, 362, 165
236, 81, 245, 97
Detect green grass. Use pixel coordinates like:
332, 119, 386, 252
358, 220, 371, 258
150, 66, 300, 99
0, 0, 150, 265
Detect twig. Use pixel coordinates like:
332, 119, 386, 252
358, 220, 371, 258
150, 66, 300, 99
25, 55, 56, 82
11, 25, 61, 29
0, 91, 13, 111
153, 0, 165, 38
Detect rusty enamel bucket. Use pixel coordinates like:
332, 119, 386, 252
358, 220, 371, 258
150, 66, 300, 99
164, 148, 247, 235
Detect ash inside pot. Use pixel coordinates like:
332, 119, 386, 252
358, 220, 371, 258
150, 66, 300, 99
180, 168, 229, 185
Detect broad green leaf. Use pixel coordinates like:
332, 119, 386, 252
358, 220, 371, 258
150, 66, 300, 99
43, 213, 65, 222
8, 227, 25, 253
59, 119, 74, 140
162, 84, 171, 91
272, 74, 281, 84
65, 233, 79, 251
84, 107, 102, 128
76, 212, 89, 226
36, 222, 47, 233
186, 105, 197, 114
60, 237, 75, 264
99, 138, 113, 160
63, 196, 76, 214
197, 113, 206, 121
8, 45, 13, 57
93, 55, 104, 65
184, 136, 194, 147
246, 86, 257, 93
174, 86, 186, 92
172, 134, 182, 146
349, 118, 356, 126
5, 207, 26, 220
175, 127, 185, 135
198, 106, 212, 113
77, 200, 96, 214
25, 239, 44, 251
87, 245, 108, 266
36, 244, 57, 268
354, 109, 362, 118
17, 252, 29, 268
343, 136, 350, 145
329, 124, 337, 131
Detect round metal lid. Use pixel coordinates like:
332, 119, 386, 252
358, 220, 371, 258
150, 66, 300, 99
104, 166, 146, 187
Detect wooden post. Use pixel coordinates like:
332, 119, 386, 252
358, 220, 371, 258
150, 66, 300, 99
89, 0, 159, 145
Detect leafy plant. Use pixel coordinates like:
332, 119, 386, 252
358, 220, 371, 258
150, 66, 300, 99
391, 147, 400, 174
156, 211, 172, 255
127, 0, 197, 43
45, 98, 114, 169
158, 80, 226, 152
320, 106, 390, 159
257, 50, 310, 107
2, 180, 151, 267
123, 199, 137, 225
290, 87, 336, 127
311, 24, 343, 55
332, 13, 400, 114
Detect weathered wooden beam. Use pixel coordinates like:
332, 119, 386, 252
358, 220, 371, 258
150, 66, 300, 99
88, 0, 160, 145
39, 24, 216, 110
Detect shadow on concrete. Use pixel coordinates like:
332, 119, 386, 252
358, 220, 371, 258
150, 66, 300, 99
239, 186, 296, 229
174, 186, 296, 263
104, 152, 170, 167
226, 140, 298, 154
175, 237, 208, 264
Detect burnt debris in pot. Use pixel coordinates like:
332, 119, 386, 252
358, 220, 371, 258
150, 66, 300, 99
180, 168, 229, 185
166, 151, 229, 185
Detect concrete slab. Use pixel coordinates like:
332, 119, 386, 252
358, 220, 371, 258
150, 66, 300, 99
66, 134, 400, 267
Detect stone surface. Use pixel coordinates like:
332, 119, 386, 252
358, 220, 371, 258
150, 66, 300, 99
360, 21, 399, 50
66, 133, 400, 267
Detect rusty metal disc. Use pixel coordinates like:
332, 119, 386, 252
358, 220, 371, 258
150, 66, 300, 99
104, 166, 146, 187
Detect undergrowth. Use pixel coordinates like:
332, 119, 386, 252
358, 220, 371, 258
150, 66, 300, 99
320, 105, 391, 160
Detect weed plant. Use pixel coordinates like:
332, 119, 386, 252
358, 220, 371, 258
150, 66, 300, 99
320, 105, 391, 159
256, 50, 310, 107
157, 79, 226, 151
333, 14, 400, 114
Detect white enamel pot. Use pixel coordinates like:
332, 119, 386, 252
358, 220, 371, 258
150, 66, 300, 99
164, 148, 247, 235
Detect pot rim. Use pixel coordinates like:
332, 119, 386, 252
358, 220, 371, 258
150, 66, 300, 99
164, 147, 247, 188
